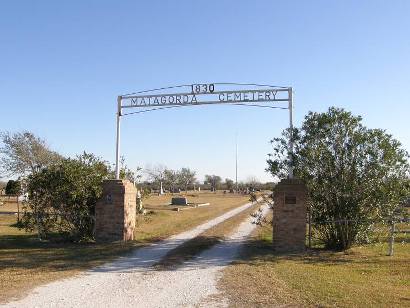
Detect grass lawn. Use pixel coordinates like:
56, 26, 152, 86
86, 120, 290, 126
219, 221, 410, 307
0, 191, 250, 303
135, 191, 251, 242
0, 199, 20, 213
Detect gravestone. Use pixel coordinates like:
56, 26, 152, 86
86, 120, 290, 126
95, 179, 137, 242
272, 178, 307, 252
171, 197, 188, 205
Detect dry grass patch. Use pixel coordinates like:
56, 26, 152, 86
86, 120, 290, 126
219, 221, 410, 307
135, 192, 251, 242
0, 199, 20, 213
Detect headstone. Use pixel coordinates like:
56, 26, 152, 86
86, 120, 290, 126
171, 197, 188, 205
95, 179, 137, 242
272, 178, 307, 252
136, 190, 143, 213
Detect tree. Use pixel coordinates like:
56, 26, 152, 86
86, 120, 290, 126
5, 179, 21, 195
246, 176, 260, 190
119, 156, 142, 184
22, 152, 110, 241
261, 182, 275, 191
225, 178, 234, 191
145, 164, 167, 194
164, 169, 179, 193
267, 107, 410, 250
0, 131, 62, 177
204, 175, 222, 192
0, 181, 6, 193
178, 168, 196, 193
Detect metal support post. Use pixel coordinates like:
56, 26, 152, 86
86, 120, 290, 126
115, 96, 122, 179
288, 87, 294, 179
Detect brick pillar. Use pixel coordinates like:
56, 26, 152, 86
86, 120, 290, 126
95, 179, 137, 242
272, 178, 307, 252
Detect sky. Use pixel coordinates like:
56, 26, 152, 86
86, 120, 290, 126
0, 0, 409, 183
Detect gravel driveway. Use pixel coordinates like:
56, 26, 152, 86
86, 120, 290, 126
4, 202, 269, 308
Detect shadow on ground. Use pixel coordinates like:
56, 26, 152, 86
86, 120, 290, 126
0, 233, 141, 272
229, 234, 410, 269
2, 225, 408, 275
0, 232, 366, 275
90, 235, 246, 273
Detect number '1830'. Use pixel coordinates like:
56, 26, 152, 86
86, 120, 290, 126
191, 84, 215, 94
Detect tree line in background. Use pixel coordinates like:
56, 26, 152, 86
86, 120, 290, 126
144, 165, 196, 193
140, 165, 268, 194
3, 107, 407, 249
0, 131, 267, 241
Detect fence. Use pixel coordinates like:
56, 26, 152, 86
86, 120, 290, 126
0, 194, 21, 223
307, 212, 410, 256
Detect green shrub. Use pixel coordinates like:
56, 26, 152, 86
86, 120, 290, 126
22, 152, 110, 241
5, 179, 21, 195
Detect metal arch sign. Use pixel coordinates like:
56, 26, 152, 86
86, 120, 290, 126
114, 83, 294, 180
120, 83, 291, 109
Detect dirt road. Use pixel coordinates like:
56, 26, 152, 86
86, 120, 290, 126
4, 202, 269, 308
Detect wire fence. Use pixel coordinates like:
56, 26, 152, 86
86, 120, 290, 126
0, 194, 22, 224
307, 215, 410, 256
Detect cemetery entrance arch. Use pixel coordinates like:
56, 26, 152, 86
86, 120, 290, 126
96, 83, 306, 252
114, 83, 295, 179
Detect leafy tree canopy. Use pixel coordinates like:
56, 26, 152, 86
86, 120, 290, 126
178, 167, 196, 192
225, 178, 234, 190
267, 107, 410, 250
0, 131, 62, 177
5, 179, 21, 195
204, 175, 222, 192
